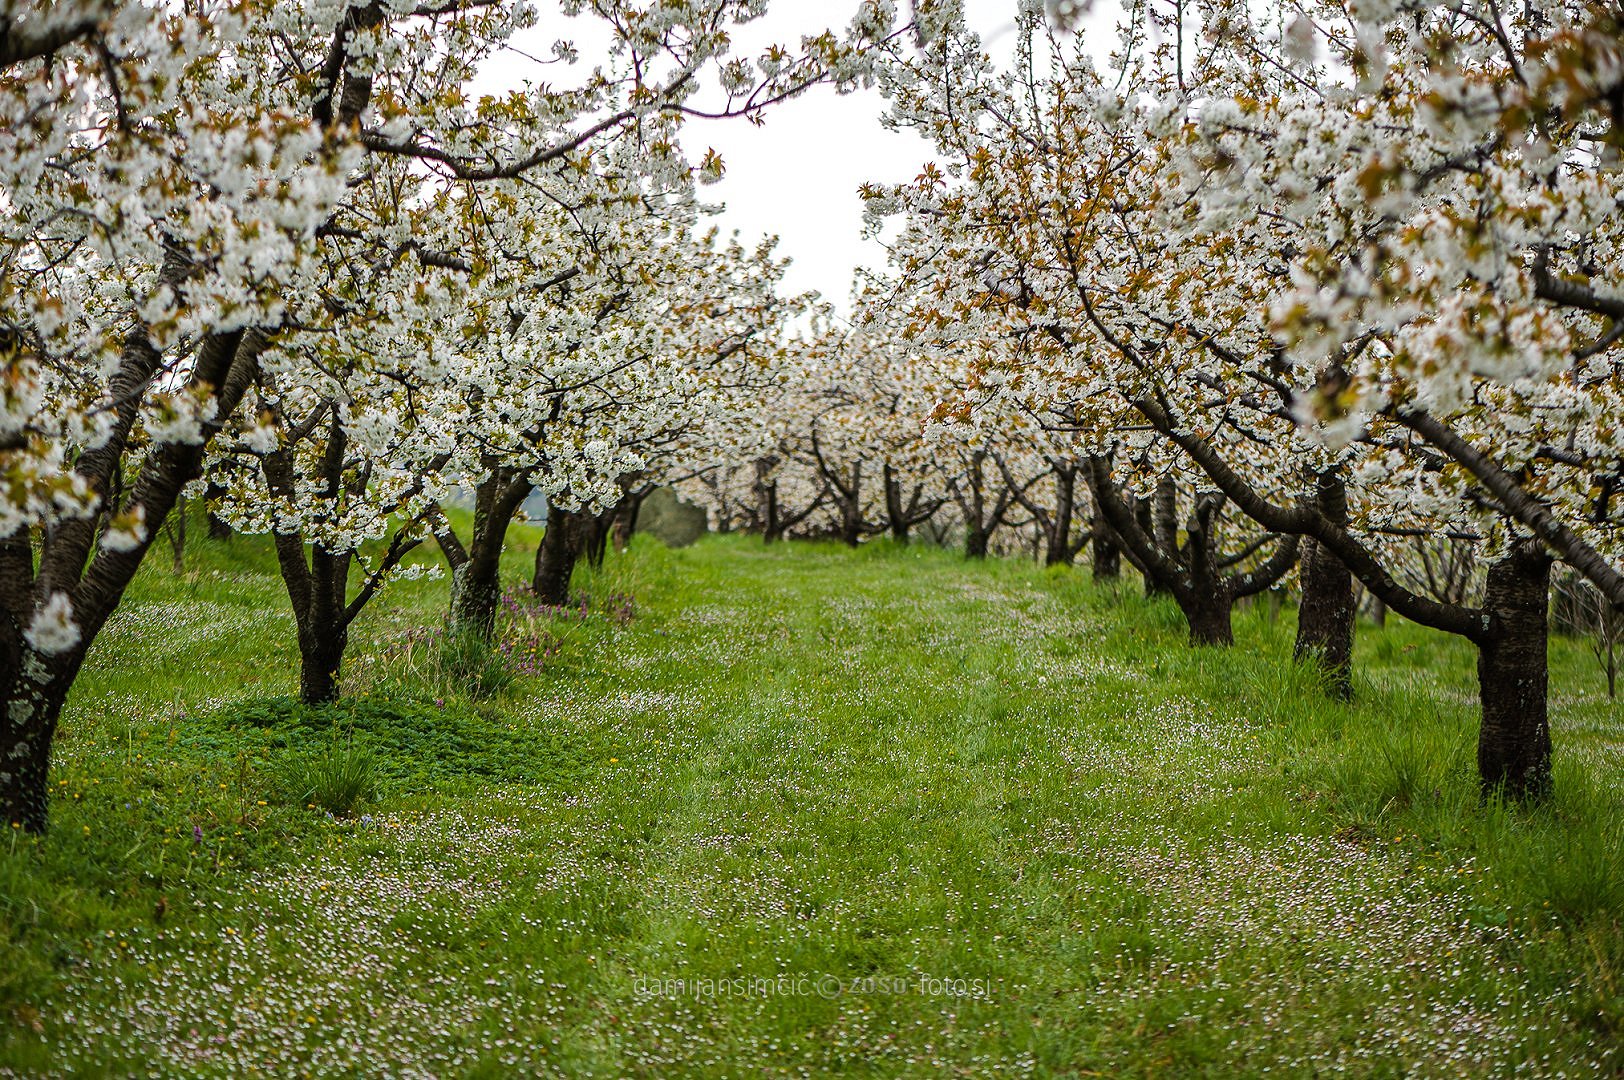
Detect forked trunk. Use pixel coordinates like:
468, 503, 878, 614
839, 494, 864, 547
1477, 544, 1553, 802
884, 464, 911, 545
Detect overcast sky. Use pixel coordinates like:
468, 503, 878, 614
676, 1, 1037, 315
483, 2, 1085, 315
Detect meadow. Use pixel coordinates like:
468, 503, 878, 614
1, 523, 1620, 1077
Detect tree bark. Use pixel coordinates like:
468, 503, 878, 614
965, 527, 990, 559
0, 651, 73, 833
1044, 467, 1077, 566
1477, 543, 1553, 802
838, 486, 864, 548
1295, 539, 1355, 697
611, 492, 644, 552
1178, 585, 1235, 647
1091, 527, 1121, 581
449, 473, 528, 640
297, 621, 348, 705
580, 510, 612, 570
1136, 497, 1169, 597
533, 504, 580, 606
1293, 471, 1355, 698
884, 463, 910, 544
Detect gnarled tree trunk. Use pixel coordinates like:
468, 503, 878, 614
1086, 457, 1297, 649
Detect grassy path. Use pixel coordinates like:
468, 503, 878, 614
2, 534, 1620, 1076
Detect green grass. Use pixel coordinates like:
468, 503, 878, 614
1, 526, 1620, 1076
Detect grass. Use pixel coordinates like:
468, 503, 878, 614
0, 525, 1620, 1076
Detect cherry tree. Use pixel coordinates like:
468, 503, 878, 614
862, 1, 1624, 799
0, 0, 904, 830
526, 228, 816, 605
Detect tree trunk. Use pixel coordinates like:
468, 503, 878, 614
1137, 498, 1169, 598
611, 494, 644, 552
1178, 584, 1235, 646
0, 655, 72, 833
965, 527, 989, 559
884, 463, 910, 544
1043, 468, 1077, 566
839, 492, 864, 548
760, 477, 783, 543
580, 511, 611, 570
449, 473, 528, 640
297, 622, 348, 705
1295, 538, 1355, 697
1091, 526, 1121, 581
450, 562, 501, 637
1476, 543, 1553, 802
533, 505, 580, 606
1294, 472, 1356, 697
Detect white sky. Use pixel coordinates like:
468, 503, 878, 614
671, 1, 1034, 315
483, 3, 1124, 314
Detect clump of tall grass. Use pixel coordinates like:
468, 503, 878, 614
348, 625, 518, 701
276, 735, 376, 816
